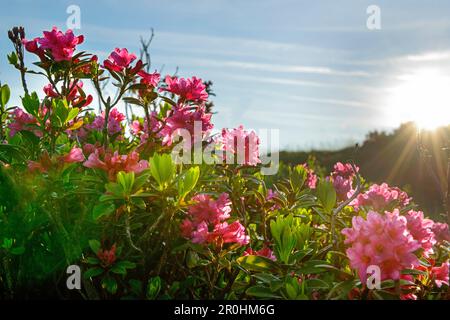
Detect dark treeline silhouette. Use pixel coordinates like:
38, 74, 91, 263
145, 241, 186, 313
279, 122, 450, 220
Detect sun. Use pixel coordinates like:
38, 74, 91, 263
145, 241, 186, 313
386, 69, 450, 129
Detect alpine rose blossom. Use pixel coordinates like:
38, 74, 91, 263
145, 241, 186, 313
331, 162, 358, 200
23, 27, 84, 61
159, 105, 213, 146
431, 222, 450, 244
86, 108, 125, 135
220, 125, 260, 166
103, 48, 137, 72
431, 261, 449, 288
181, 193, 249, 247
8, 108, 41, 137
83, 149, 148, 180
342, 210, 420, 282
162, 76, 208, 103
353, 183, 411, 211
405, 210, 436, 257
63, 146, 84, 163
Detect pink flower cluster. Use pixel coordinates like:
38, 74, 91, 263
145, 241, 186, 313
159, 105, 213, 146
103, 48, 138, 73
86, 108, 125, 136
353, 183, 411, 211
417, 259, 449, 288
244, 246, 276, 261
23, 27, 83, 61
301, 164, 317, 189
405, 210, 436, 257
83, 147, 148, 180
162, 76, 208, 103
431, 222, 450, 244
8, 108, 40, 137
181, 193, 249, 247
43, 81, 93, 108
138, 70, 161, 96
220, 125, 260, 166
342, 210, 420, 282
331, 162, 358, 200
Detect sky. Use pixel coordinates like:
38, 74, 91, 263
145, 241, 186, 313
1, 0, 450, 150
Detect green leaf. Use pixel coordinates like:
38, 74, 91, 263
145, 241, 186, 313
246, 285, 281, 299
84, 267, 103, 279
178, 166, 200, 200
10, 246, 25, 255
88, 239, 101, 254
102, 277, 118, 294
149, 153, 175, 189
317, 180, 336, 213
1, 85, 10, 108
236, 255, 279, 273
93, 202, 116, 220
21, 92, 40, 115
7, 52, 18, 66
67, 107, 79, 122
290, 165, 307, 192
146, 276, 161, 300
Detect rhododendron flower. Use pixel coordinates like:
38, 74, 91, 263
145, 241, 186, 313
23, 27, 83, 61
244, 246, 276, 261
220, 125, 260, 166
331, 162, 358, 200
63, 146, 84, 163
103, 48, 136, 72
97, 244, 117, 267
431, 222, 450, 243
187, 193, 232, 225
353, 183, 410, 211
181, 193, 249, 247
301, 164, 317, 189
130, 114, 161, 143
83, 149, 148, 180
213, 221, 250, 245
86, 108, 125, 135
159, 105, 213, 146
431, 261, 449, 288
8, 108, 41, 137
138, 70, 160, 88
162, 76, 208, 103
342, 210, 420, 282
405, 210, 436, 257
43, 81, 93, 108
332, 162, 358, 180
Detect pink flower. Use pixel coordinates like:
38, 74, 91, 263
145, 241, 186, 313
342, 210, 420, 283
431, 222, 450, 244
25, 27, 84, 62
213, 221, 250, 245
8, 108, 41, 137
331, 162, 358, 200
43, 81, 93, 108
130, 114, 161, 143
220, 125, 260, 166
181, 193, 249, 247
86, 108, 125, 135
431, 261, 449, 288
162, 76, 208, 103
405, 210, 436, 257
244, 246, 276, 261
63, 146, 84, 163
187, 193, 232, 225
333, 176, 352, 200
332, 162, 358, 180
159, 105, 213, 146
83, 149, 148, 180
103, 48, 136, 72
138, 70, 160, 88
353, 183, 411, 211
301, 164, 317, 189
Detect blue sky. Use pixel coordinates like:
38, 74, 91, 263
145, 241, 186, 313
1, 0, 450, 150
